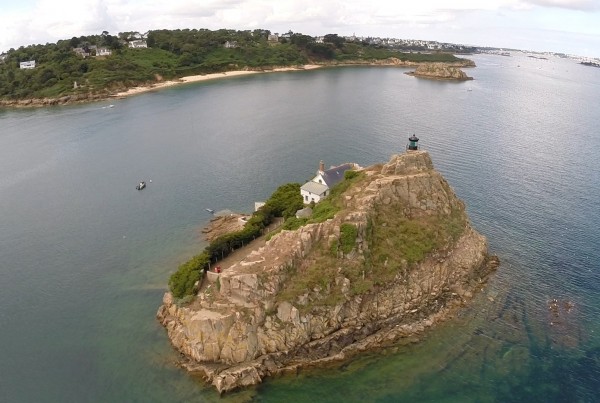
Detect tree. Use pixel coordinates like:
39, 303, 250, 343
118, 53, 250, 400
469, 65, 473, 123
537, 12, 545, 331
324, 34, 345, 48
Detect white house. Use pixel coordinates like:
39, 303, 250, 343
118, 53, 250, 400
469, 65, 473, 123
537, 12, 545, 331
224, 41, 238, 48
128, 40, 147, 48
0, 53, 7, 63
300, 161, 356, 204
96, 47, 112, 56
19, 60, 36, 69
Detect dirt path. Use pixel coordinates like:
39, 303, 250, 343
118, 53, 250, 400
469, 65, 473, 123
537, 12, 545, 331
198, 217, 284, 293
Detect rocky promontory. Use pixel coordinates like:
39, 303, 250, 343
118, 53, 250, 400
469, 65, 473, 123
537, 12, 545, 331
157, 150, 497, 393
406, 62, 474, 80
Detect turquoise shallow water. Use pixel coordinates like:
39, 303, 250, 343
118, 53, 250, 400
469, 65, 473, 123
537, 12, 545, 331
1, 54, 599, 402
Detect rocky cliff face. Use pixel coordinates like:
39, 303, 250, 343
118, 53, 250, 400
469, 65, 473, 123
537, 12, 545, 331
406, 62, 473, 80
157, 150, 497, 393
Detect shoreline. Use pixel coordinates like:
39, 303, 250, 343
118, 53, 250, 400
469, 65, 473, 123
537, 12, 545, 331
0, 58, 474, 108
111, 64, 324, 99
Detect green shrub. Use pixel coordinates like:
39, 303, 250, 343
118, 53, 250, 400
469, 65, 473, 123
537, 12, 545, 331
282, 216, 308, 231
339, 223, 358, 254
169, 252, 208, 298
309, 200, 337, 222
263, 183, 304, 219
344, 170, 360, 180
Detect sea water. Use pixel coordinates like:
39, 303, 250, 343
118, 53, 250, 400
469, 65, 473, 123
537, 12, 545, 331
1, 53, 599, 402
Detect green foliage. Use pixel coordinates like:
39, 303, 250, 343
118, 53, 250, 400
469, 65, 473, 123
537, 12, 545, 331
263, 183, 304, 219
323, 34, 345, 48
309, 200, 337, 222
282, 217, 308, 231
344, 170, 360, 180
168, 252, 208, 299
339, 223, 358, 254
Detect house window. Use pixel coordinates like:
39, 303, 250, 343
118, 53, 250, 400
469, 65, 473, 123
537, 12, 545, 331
318, 179, 322, 184
304, 195, 308, 201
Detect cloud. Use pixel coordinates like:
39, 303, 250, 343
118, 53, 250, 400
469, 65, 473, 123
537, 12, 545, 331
521, 0, 599, 10
0, 0, 598, 55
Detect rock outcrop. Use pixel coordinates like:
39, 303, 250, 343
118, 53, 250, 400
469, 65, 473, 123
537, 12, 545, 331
406, 62, 474, 80
157, 150, 497, 393
0, 92, 110, 107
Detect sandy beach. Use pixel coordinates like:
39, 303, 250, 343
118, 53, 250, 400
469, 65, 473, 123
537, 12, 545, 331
112, 64, 323, 98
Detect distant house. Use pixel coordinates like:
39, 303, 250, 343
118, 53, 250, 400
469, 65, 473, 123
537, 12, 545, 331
224, 41, 238, 49
0, 53, 7, 63
300, 161, 357, 204
19, 60, 36, 69
128, 40, 147, 48
267, 34, 279, 43
96, 47, 112, 56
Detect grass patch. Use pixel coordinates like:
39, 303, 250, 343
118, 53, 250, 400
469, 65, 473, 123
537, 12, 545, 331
339, 223, 358, 254
366, 202, 467, 285
277, 243, 347, 310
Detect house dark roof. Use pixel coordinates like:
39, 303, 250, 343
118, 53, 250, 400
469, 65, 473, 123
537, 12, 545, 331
321, 163, 354, 188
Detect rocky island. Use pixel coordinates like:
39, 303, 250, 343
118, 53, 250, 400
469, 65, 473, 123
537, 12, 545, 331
157, 149, 498, 393
406, 62, 474, 80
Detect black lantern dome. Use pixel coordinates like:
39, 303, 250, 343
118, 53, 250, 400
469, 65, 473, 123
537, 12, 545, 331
407, 134, 419, 151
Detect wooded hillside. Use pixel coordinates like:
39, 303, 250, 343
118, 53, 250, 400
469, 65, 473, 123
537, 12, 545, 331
0, 29, 469, 101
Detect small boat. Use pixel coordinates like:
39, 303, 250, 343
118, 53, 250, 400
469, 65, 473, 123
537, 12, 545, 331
136, 181, 146, 190
205, 208, 215, 214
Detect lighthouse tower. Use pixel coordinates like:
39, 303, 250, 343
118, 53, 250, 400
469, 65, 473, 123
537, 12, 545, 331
407, 134, 419, 151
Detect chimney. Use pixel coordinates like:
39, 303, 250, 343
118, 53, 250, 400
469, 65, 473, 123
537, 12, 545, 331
319, 160, 325, 173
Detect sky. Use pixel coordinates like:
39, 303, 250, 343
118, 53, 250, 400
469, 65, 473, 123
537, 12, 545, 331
1, 0, 599, 57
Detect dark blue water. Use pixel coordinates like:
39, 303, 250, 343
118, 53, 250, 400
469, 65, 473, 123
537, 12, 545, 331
1, 54, 599, 402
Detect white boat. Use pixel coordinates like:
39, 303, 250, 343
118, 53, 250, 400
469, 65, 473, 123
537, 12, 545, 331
136, 181, 146, 190
205, 208, 215, 214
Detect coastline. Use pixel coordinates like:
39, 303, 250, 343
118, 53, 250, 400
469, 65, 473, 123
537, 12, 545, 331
0, 58, 474, 108
111, 65, 323, 98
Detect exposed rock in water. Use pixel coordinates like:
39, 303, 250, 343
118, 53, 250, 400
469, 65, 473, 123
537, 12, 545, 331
406, 62, 473, 80
201, 213, 248, 242
157, 150, 498, 393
